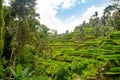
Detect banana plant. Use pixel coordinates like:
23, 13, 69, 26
9, 64, 34, 80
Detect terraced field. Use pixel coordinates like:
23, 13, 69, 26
37, 31, 120, 80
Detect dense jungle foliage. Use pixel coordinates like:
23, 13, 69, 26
0, 0, 120, 80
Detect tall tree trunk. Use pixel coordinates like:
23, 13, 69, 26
0, 0, 4, 56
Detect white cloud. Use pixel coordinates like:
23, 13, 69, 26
61, 0, 77, 9
36, 0, 106, 34
82, 0, 86, 3
36, 0, 77, 33
80, 5, 105, 22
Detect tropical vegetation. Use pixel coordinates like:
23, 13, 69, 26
0, 0, 120, 80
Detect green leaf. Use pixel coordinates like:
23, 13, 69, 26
22, 67, 29, 77
109, 67, 120, 72
16, 64, 23, 77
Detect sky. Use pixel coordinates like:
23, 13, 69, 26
4, 0, 110, 34
36, 0, 110, 34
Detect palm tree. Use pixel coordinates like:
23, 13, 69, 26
104, 4, 120, 15
104, 0, 120, 31
3, 1, 40, 78
90, 11, 101, 38
113, 10, 120, 30
110, 0, 120, 3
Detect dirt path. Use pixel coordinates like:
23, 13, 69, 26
77, 75, 81, 80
